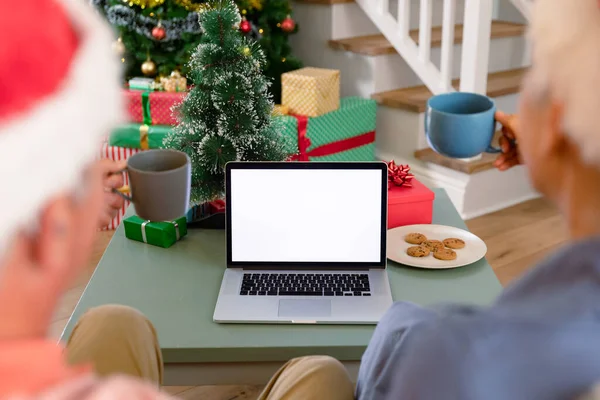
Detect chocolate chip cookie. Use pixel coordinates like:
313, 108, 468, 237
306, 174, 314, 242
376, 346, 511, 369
433, 248, 457, 261
405, 233, 427, 245
422, 240, 444, 252
407, 246, 431, 258
443, 238, 466, 249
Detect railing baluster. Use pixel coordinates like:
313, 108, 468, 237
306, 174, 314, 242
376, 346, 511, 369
439, 0, 456, 92
459, 0, 493, 94
398, 0, 410, 38
418, 0, 433, 62
379, 0, 389, 14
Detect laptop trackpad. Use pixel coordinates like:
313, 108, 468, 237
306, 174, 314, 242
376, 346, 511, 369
278, 299, 331, 318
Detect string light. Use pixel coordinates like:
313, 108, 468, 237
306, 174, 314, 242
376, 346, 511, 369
242, 9, 247, 14
121, 58, 126, 63
243, 47, 251, 56
276, 23, 281, 27
282, 57, 286, 62
150, 12, 155, 16
259, 28, 264, 34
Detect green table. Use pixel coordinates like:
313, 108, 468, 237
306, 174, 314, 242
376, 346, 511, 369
62, 189, 501, 385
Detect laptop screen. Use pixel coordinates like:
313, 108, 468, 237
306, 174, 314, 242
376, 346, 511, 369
226, 163, 387, 268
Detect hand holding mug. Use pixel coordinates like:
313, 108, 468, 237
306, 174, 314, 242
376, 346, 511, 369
494, 111, 522, 171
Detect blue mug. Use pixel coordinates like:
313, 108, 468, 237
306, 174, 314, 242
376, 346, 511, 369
425, 92, 500, 159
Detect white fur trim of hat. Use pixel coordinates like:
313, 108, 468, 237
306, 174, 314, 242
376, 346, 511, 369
0, 0, 123, 256
528, 0, 600, 166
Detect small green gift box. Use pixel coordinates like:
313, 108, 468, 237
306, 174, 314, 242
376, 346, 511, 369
109, 123, 172, 150
123, 216, 187, 248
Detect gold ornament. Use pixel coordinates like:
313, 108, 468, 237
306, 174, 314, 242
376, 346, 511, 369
125, 0, 165, 8
173, 0, 206, 12
160, 70, 187, 92
141, 59, 157, 76
248, 0, 263, 10
112, 37, 125, 55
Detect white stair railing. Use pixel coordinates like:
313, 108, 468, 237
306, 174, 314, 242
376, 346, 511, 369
509, 0, 532, 20
353, 0, 494, 96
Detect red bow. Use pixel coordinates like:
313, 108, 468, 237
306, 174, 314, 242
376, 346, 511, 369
387, 160, 413, 189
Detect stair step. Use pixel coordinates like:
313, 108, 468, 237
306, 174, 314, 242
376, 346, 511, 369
294, 0, 353, 4
414, 132, 502, 174
329, 20, 525, 56
372, 67, 527, 113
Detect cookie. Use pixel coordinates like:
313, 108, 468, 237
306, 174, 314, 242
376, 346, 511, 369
433, 248, 457, 261
443, 238, 466, 249
423, 240, 444, 252
405, 233, 427, 245
407, 246, 431, 258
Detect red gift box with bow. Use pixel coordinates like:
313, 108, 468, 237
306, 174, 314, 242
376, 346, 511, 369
387, 161, 435, 229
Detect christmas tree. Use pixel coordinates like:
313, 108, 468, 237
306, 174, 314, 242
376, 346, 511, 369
92, 0, 301, 101
162, 0, 292, 203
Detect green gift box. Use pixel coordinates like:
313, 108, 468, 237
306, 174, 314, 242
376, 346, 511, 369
109, 123, 172, 150
123, 216, 187, 248
276, 97, 376, 162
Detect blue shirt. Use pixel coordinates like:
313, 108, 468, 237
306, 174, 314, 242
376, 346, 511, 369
357, 238, 600, 400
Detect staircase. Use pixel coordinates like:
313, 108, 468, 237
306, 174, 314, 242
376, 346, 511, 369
290, 0, 538, 219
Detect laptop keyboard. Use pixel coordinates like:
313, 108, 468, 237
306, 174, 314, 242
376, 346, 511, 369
240, 273, 371, 297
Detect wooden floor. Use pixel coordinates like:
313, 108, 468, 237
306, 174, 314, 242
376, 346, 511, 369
50, 197, 567, 399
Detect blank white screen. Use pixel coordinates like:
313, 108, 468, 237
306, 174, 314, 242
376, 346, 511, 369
230, 168, 383, 263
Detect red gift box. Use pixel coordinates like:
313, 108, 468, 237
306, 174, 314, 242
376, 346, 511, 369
98, 143, 144, 230
124, 89, 185, 126
388, 179, 435, 229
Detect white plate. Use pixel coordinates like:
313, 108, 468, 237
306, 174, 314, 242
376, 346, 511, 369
387, 224, 487, 269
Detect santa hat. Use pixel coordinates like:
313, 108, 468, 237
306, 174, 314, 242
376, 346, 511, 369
528, 0, 600, 166
0, 0, 123, 255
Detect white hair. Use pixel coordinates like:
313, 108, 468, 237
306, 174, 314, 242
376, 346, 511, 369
529, 0, 600, 166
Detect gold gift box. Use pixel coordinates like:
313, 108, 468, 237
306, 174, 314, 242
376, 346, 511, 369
281, 67, 340, 117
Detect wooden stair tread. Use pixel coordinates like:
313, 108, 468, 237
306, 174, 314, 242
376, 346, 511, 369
372, 67, 527, 113
414, 132, 502, 174
328, 20, 525, 56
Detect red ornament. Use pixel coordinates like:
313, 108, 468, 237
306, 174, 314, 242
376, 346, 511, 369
281, 15, 295, 33
387, 160, 414, 189
152, 24, 166, 40
240, 17, 252, 34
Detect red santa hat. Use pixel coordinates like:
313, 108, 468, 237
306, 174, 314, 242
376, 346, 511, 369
0, 0, 123, 254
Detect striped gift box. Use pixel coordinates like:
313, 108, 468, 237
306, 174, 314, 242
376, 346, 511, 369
99, 143, 143, 230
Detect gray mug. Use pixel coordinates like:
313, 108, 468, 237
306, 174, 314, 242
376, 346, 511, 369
113, 149, 191, 221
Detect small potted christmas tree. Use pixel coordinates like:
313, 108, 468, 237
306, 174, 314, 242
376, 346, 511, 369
162, 0, 292, 228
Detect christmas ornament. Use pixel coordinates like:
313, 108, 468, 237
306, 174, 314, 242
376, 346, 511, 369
128, 0, 165, 8
160, 70, 187, 92
281, 15, 296, 33
141, 58, 157, 76
248, 0, 263, 10
111, 37, 125, 55
152, 22, 166, 40
173, 0, 207, 12
239, 17, 251, 34
387, 160, 413, 188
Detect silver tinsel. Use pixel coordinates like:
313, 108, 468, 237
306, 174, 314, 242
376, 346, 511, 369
93, 1, 201, 43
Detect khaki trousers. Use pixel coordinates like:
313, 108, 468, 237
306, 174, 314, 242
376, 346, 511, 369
66, 305, 354, 400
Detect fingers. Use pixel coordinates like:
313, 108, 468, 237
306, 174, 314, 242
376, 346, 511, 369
495, 111, 512, 126
104, 173, 125, 190
98, 159, 127, 175
37, 195, 76, 275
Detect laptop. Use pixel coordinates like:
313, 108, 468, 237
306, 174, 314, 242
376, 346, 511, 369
213, 161, 394, 324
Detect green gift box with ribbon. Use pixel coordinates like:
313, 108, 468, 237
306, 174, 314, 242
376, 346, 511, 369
276, 97, 377, 162
109, 124, 172, 150
124, 89, 185, 126
123, 216, 187, 248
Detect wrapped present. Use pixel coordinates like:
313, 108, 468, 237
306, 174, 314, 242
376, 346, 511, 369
99, 143, 144, 230
272, 104, 289, 116
124, 89, 186, 126
279, 97, 376, 162
123, 216, 187, 248
109, 123, 172, 150
128, 77, 155, 91
281, 67, 340, 117
160, 71, 187, 92
186, 199, 225, 223
386, 162, 435, 229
